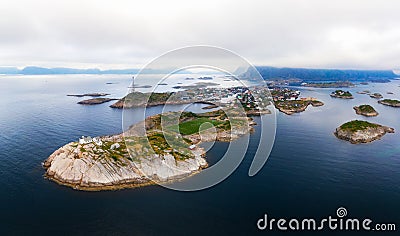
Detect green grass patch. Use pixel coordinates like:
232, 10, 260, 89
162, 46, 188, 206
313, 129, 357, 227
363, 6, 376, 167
357, 105, 376, 113
333, 90, 353, 97
169, 118, 224, 135
381, 99, 400, 105
145, 131, 194, 159
340, 120, 379, 132
110, 154, 119, 162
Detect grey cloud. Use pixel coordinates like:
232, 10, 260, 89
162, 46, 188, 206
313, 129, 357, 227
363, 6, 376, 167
0, 0, 399, 69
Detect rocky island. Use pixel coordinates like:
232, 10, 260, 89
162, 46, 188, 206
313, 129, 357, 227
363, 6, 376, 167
67, 93, 110, 97
43, 110, 255, 191
303, 81, 355, 88
330, 90, 354, 99
369, 93, 383, 99
378, 99, 400, 107
357, 90, 370, 95
78, 98, 118, 105
274, 99, 324, 115
110, 91, 199, 108
334, 120, 394, 144
353, 105, 379, 117
270, 88, 324, 115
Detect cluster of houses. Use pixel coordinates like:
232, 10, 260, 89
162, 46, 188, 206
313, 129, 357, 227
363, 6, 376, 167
167, 85, 273, 110
79, 136, 103, 146
236, 89, 256, 107
331, 90, 352, 96
271, 88, 301, 101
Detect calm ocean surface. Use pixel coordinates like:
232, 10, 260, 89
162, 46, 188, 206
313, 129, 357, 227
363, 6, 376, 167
0, 74, 399, 235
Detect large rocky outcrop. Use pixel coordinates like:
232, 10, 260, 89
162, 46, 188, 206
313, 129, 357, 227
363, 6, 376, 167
334, 121, 394, 144
44, 140, 207, 191
43, 110, 253, 191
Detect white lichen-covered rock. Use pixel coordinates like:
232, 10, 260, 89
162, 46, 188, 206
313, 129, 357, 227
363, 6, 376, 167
44, 140, 207, 191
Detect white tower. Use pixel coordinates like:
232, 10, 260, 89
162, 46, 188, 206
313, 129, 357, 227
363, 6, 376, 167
131, 76, 135, 92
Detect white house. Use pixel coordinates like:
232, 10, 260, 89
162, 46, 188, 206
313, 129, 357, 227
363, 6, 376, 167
189, 144, 196, 150
92, 137, 103, 146
110, 143, 120, 150
79, 136, 92, 144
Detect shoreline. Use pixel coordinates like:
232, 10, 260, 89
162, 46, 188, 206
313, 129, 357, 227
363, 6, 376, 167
44, 166, 207, 191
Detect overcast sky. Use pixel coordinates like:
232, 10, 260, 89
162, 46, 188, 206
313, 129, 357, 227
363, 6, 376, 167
1, 0, 400, 69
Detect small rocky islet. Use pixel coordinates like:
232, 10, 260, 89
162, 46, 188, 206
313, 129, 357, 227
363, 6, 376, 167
330, 90, 354, 99
378, 99, 400, 107
353, 105, 379, 117
67, 93, 110, 97
334, 120, 394, 144
370, 93, 383, 99
67, 92, 118, 105
78, 98, 118, 105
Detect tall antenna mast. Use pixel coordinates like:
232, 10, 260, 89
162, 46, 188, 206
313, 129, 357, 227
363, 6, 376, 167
131, 76, 135, 93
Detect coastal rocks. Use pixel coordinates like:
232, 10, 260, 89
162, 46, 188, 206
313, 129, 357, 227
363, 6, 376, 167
378, 99, 400, 107
353, 105, 379, 117
109, 99, 125, 108
245, 109, 272, 116
202, 104, 219, 110
334, 120, 394, 144
370, 93, 383, 99
310, 100, 324, 107
137, 151, 207, 182
357, 90, 370, 95
44, 140, 207, 191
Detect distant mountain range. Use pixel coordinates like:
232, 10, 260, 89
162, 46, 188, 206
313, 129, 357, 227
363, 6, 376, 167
0, 66, 190, 75
0, 66, 398, 82
252, 66, 398, 82
0, 66, 140, 75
